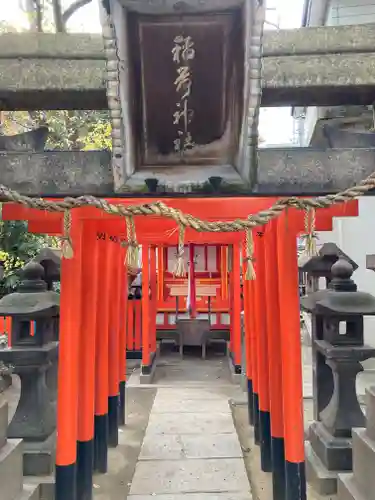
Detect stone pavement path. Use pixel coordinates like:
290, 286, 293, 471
127, 386, 252, 499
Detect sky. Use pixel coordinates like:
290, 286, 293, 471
0, 0, 304, 145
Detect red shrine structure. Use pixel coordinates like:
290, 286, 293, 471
0, 194, 361, 500
1, 0, 374, 498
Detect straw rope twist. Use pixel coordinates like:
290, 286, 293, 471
60, 210, 74, 259
173, 224, 186, 277
244, 228, 256, 280
123, 215, 139, 271
0, 172, 374, 234
302, 207, 318, 257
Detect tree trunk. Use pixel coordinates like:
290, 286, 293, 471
51, 0, 65, 32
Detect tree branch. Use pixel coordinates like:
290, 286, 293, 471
62, 0, 93, 25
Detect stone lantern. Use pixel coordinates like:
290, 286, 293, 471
301, 258, 375, 495
32, 247, 61, 292
0, 261, 59, 476
298, 242, 358, 295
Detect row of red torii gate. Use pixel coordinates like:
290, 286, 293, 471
0, 196, 359, 500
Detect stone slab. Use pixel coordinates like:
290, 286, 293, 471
2, 147, 375, 197
0, 439, 23, 500
129, 458, 249, 495
352, 429, 375, 500
0, 396, 8, 449
146, 412, 235, 435
128, 494, 251, 500
154, 388, 229, 401
23, 432, 55, 476
365, 386, 375, 440
139, 433, 243, 460
337, 474, 366, 500
264, 23, 375, 56
16, 484, 40, 500
151, 399, 230, 414
3, 24, 375, 60
26, 477, 54, 500
305, 441, 339, 496
4, 28, 375, 108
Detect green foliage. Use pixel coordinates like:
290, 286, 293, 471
0, 219, 45, 294
81, 120, 112, 150
1, 110, 111, 150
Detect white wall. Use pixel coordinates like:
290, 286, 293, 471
316, 197, 375, 365
327, 0, 375, 25
297, 0, 375, 146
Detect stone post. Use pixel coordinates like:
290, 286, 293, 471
0, 262, 59, 477
0, 375, 40, 499
301, 258, 375, 495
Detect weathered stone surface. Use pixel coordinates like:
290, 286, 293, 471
262, 53, 375, 106
264, 23, 375, 56
2, 23, 375, 59
1, 148, 375, 196
0, 150, 112, 196
118, 0, 244, 14
127, 494, 251, 500
3, 32, 375, 108
0, 33, 104, 59
0, 439, 23, 500
145, 412, 235, 435
129, 458, 249, 495
139, 433, 242, 460
256, 147, 375, 194
0, 59, 107, 110
150, 398, 230, 413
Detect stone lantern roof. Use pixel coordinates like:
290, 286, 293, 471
301, 258, 375, 315
298, 242, 358, 276
0, 262, 59, 318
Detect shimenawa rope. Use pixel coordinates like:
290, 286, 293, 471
1, 170, 374, 279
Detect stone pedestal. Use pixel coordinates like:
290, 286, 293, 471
0, 262, 59, 490
2, 343, 58, 476
301, 258, 375, 495
338, 386, 375, 499
0, 394, 40, 500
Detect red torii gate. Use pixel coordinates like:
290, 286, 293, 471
2, 197, 358, 500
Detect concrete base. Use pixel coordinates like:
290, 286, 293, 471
309, 421, 352, 472
0, 396, 8, 448
0, 438, 24, 500
27, 476, 54, 500
305, 441, 340, 495
23, 432, 55, 476
16, 484, 40, 500
351, 428, 375, 499
227, 351, 242, 385
337, 474, 367, 500
140, 348, 159, 385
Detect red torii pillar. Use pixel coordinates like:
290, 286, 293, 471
119, 256, 128, 426
108, 242, 120, 447
55, 211, 82, 500
93, 236, 110, 474
231, 242, 242, 372
248, 202, 358, 500
76, 220, 99, 500
265, 219, 285, 500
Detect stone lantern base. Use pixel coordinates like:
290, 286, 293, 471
23, 432, 56, 476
